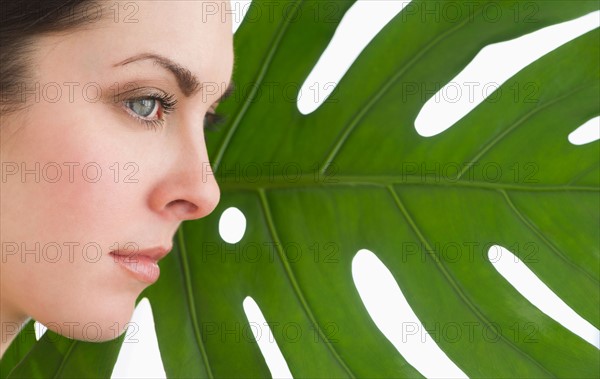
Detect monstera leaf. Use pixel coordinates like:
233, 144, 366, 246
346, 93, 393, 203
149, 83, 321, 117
0, 321, 36, 378
145, 0, 600, 377
4, 0, 599, 378
3, 328, 124, 379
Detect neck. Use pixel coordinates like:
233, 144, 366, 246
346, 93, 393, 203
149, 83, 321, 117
0, 297, 29, 360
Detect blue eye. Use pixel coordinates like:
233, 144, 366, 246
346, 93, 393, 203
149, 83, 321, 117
121, 91, 178, 130
126, 98, 158, 118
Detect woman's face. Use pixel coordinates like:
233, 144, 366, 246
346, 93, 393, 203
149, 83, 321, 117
0, 1, 233, 342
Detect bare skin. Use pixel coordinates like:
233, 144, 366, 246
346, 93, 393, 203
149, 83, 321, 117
0, 0, 234, 358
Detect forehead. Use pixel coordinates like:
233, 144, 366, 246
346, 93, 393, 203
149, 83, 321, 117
71, 0, 234, 86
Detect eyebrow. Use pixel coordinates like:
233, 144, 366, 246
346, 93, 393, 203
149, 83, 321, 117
113, 52, 234, 103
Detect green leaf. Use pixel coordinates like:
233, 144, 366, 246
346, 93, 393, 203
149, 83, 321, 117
9, 0, 599, 377
6, 328, 124, 378
147, 0, 600, 377
0, 319, 36, 378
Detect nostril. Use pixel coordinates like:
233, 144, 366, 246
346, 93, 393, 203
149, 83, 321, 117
166, 199, 198, 215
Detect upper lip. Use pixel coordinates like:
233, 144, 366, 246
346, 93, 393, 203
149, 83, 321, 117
110, 246, 172, 262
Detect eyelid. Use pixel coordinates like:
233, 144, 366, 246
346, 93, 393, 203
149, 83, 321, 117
112, 86, 168, 102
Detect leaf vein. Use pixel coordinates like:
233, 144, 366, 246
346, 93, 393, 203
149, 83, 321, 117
567, 161, 600, 186
213, 0, 305, 171
52, 341, 77, 378
500, 189, 599, 284
387, 184, 555, 377
457, 86, 587, 180
258, 188, 356, 378
177, 227, 214, 378
319, 5, 485, 173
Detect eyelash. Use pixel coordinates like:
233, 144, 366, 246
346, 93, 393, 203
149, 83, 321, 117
203, 111, 227, 132
122, 92, 226, 131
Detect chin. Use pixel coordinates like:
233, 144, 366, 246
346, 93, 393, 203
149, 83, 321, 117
35, 294, 137, 343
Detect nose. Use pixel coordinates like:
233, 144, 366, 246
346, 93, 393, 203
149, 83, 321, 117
148, 130, 221, 221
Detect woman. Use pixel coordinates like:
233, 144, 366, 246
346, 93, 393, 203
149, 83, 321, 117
0, 0, 234, 358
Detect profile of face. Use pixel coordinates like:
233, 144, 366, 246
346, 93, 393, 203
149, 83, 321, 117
0, 0, 233, 353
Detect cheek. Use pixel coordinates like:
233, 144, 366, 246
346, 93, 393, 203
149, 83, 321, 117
1, 100, 153, 339
7, 105, 139, 242
16, 94, 171, 229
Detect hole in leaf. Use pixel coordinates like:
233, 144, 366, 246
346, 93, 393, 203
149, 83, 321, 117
112, 298, 166, 378
34, 321, 47, 341
297, 0, 410, 115
568, 116, 600, 145
488, 245, 600, 349
352, 249, 467, 378
242, 296, 293, 378
219, 207, 246, 244
415, 11, 600, 137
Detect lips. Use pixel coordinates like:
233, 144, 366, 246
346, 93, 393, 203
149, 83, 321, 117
109, 246, 172, 284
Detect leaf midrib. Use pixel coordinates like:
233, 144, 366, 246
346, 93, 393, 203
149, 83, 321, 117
217, 175, 599, 192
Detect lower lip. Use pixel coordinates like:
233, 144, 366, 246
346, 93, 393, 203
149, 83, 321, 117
109, 253, 160, 284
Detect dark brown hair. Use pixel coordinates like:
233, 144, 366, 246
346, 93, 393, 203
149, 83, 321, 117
1, 0, 103, 114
